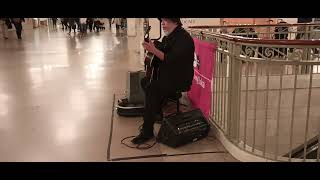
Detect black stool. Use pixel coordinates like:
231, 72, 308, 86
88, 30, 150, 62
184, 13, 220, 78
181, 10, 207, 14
156, 85, 191, 124
167, 87, 190, 116
170, 91, 183, 114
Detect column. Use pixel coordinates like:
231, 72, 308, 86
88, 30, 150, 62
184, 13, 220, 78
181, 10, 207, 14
126, 18, 136, 37
135, 18, 145, 65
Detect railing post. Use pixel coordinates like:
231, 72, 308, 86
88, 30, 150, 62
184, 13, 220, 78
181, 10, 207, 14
301, 46, 312, 74
306, 25, 311, 40
227, 43, 242, 143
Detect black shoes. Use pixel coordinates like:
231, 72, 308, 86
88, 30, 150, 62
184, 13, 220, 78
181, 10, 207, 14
131, 130, 154, 144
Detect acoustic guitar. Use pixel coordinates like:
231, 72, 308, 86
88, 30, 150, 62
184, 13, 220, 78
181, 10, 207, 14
144, 26, 162, 83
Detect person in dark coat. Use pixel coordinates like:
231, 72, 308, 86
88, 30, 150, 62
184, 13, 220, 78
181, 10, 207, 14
75, 18, 80, 31
51, 18, 58, 29
10, 18, 24, 39
68, 18, 76, 34
131, 18, 195, 144
86, 18, 94, 32
61, 18, 69, 31
107, 18, 112, 29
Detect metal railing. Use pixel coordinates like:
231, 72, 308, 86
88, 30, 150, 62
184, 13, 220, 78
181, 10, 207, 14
189, 23, 320, 41
187, 28, 320, 161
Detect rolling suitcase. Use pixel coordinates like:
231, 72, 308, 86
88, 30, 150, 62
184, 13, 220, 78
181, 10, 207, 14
116, 70, 145, 117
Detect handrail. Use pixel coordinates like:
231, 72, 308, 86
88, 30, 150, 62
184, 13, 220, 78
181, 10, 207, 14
188, 23, 320, 29
187, 28, 320, 45
188, 25, 320, 162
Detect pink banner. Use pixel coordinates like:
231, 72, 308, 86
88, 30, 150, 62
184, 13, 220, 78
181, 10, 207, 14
187, 38, 216, 119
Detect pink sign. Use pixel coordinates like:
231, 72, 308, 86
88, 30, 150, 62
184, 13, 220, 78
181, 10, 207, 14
187, 38, 216, 119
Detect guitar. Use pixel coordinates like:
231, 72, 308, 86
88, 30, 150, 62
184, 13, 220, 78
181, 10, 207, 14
144, 26, 162, 83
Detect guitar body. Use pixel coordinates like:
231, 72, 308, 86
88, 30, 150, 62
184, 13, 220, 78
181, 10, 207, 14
143, 26, 164, 83
144, 40, 162, 82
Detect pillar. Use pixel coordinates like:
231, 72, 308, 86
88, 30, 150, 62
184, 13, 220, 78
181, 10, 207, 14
126, 18, 136, 37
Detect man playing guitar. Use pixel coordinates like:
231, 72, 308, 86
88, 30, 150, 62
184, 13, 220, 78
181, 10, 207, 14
132, 18, 195, 144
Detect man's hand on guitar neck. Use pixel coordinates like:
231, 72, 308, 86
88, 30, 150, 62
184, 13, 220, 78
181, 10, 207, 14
142, 40, 164, 61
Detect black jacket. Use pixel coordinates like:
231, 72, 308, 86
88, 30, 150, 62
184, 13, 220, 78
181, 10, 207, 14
158, 26, 195, 91
10, 18, 24, 24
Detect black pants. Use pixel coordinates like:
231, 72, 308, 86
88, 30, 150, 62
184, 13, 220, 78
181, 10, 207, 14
80, 24, 87, 33
108, 19, 112, 29
141, 78, 174, 133
94, 21, 97, 31
52, 19, 57, 28
13, 22, 22, 39
62, 21, 68, 30
87, 22, 93, 32
69, 24, 76, 33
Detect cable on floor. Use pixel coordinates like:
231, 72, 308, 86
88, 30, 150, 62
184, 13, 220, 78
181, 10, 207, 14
120, 124, 157, 150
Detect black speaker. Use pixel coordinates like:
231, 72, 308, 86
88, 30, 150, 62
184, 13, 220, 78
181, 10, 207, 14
157, 109, 210, 148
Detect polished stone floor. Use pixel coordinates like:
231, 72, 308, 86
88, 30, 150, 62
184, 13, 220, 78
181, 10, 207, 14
0, 22, 237, 162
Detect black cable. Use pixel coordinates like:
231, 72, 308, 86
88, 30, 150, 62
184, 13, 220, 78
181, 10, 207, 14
120, 124, 157, 150
121, 136, 157, 150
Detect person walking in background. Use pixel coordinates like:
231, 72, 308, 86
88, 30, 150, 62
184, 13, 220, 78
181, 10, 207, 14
68, 18, 76, 34
87, 18, 94, 32
79, 18, 87, 37
51, 18, 58, 29
112, 18, 122, 34
0, 18, 9, 39
61, 18, 69, 31
107, 18, 112, 29
75, 18, 80, 32
93, 18, 101, 32
10, 18, 25, 40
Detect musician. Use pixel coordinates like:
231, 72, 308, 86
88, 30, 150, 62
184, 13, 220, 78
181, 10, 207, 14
132, 18, 195, 144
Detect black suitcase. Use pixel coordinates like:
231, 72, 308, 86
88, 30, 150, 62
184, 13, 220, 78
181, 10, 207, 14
116, 70, 145, 117
156, 109, 210, 148
116, 99, 145, 117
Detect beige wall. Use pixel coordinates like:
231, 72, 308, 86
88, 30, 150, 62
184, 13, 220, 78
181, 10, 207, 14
223, 18, 277, 25
148, 18, 162, 40
147, 18, 298, 39
181, 18, 221, 27
223, 18, 298, 25
280, 18, 297, 24
148, 18, 221, 39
